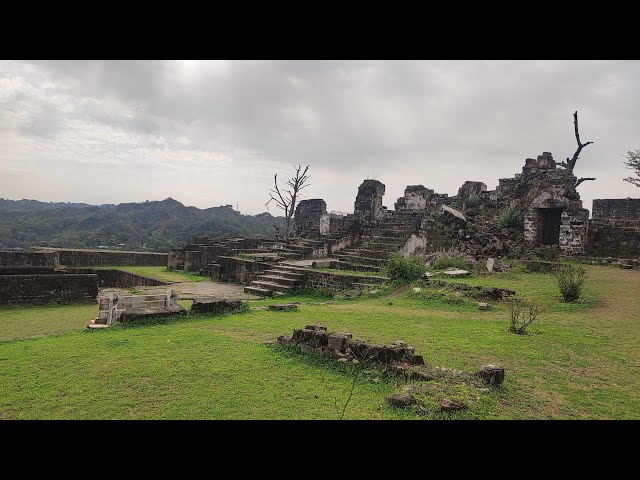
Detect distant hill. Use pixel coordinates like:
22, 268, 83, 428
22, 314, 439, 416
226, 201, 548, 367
0, 197, 286, 252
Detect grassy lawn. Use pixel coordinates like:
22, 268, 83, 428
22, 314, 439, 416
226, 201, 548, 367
0, 263, 638, 419
94, 266, 209, 283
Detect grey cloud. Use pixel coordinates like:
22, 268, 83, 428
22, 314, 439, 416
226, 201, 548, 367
1, 60, 640, 214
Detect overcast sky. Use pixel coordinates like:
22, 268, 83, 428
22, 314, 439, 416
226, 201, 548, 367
1, 60, 639, 215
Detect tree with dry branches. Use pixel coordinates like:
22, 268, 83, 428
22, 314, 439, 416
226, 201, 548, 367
266, 164, 310, 242
622, 149, 640, 188
557, 111, 596, 188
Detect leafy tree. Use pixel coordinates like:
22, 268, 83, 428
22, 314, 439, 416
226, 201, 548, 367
622, 149, 640, 188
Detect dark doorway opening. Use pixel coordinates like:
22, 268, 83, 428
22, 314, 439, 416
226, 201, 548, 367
537, 208, 562, 245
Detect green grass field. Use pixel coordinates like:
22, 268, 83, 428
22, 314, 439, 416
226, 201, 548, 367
94, 266, 209, 283
1, 263, 638, 419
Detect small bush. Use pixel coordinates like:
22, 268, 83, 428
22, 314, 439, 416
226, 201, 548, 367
498, 202, 524, 229
386, 253, 426, 282
431, 256, 470, 270
507, 297, 543, 334
465, 193, 480, 209
552, 264, 587, 302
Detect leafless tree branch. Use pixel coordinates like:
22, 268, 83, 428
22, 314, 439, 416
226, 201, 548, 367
573, 177, 596, 188
566, 111, 594, 172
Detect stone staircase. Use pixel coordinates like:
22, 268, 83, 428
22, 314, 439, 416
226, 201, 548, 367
243, 264, 308, 297
332, 214, 422, 272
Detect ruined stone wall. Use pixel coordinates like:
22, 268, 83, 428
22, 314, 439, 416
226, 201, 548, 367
184, 250, 203, 272
0, 251, 59, 267
0, 266, 57, 275
586, 220, 640, 258
167, 248, 185, 270
38, 248, 167, 267
0, 274, 98, 305
211, 256, 271, 285
66, 268, 169, 288
302, 270, 387, 292
457, 181, 487, 199
592, 199, 640, 221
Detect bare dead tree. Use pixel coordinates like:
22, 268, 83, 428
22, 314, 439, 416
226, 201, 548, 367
557, 111, 596, 185
556, 111, 596, 188
265, 164, 310, 242
573, 177, 596, 188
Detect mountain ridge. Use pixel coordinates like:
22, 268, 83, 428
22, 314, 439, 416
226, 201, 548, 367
0, 197, 286, 251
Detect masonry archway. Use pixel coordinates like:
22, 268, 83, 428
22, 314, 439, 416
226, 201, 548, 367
525, 191, 570, 246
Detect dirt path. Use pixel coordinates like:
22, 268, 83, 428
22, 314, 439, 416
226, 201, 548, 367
100, 280, 260, 301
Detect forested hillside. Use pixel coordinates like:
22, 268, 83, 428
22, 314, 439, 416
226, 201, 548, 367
0, 197, 286, 252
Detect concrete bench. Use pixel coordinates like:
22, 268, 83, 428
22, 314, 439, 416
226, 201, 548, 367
88, 289, 185, 328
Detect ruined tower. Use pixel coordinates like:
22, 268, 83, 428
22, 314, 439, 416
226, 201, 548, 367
354, 180, 385, 223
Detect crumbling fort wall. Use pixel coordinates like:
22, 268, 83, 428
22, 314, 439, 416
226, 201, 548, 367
0, 273, 98, 305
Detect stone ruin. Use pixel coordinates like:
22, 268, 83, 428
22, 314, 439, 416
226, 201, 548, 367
165, 149, 639, 298
277, 324, 426, 367
276, 324, 506, 390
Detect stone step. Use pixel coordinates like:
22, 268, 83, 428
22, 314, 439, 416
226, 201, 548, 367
343, 249, 391, 259
263, 269, 305, 279
249, 281, 293, 293
332, 261, 381, 272
256, 275, 302, 286
244, 286, 276, 297
87, 323, 109, 329
276, 264, 310, 273
333, 254, 387, 265
363, 242, 404, 252
353, 282, 377, 289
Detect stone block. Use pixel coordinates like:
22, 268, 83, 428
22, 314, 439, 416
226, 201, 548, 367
476, 364, 505, 387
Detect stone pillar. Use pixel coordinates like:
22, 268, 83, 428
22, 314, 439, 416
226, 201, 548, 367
354, 180, 385, 223
294, 199, 328, 236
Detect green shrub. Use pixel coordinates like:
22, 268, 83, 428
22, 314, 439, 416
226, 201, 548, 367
552, 265, 587, 302
431, 256, 470, 270
498, 202, 524, 228
465, 193, 480, 209
386, 253, 426, 282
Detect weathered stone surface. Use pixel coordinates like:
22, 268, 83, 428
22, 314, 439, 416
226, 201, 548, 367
304, 324, 327, 331
409, 355, 425, 366
440, 398, 468, 412
268, 303, 298, 311
476, 364, 505, 386
386, 393, 417, 408
191, 299, 244, 314
443, 269, 470, 277
486, 257, 495, 272
327, 332, 352, 352
119, 304, 186, 322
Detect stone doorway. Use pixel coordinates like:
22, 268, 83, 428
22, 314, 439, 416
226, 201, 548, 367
537, 208, 563, 245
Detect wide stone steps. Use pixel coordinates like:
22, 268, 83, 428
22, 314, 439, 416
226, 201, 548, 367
333, 254, 387, 266
331, 260, 381, 272
249, 281, 293, 293
256, 274, 302, 286
343, 248, 391, 259
244, 286, 279, 297
262, 269, 305, 280
362, 242, 404, 252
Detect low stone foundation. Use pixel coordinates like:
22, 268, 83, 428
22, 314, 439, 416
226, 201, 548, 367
302, 270, 388, 293
190, 299, 245, 314
66, 268, 170, 288
278, 325, 425, 365
0, 274, 98, 305
427, 280, 516, 301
